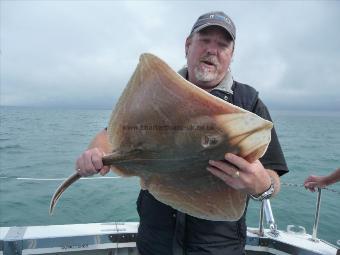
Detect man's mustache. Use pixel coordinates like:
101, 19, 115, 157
200, 55, 219, 67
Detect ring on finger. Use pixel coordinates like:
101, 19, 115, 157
233, 170, 240, 178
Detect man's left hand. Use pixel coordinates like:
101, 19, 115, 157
207, 153, 272, 196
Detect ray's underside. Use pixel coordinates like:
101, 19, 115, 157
50, 53, 272, 221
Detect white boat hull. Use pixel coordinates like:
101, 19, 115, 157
1, 222, 338, 255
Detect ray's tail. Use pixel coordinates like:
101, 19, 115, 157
49, 172, 81, 215
49, 150, 142, 215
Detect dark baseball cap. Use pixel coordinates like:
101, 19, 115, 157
190, 11, 236, 41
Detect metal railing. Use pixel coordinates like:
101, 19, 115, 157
258, 199, 278, 237
258, 186, 325, 241
311, 188, 322, 242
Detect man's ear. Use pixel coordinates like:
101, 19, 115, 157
231, 41, 235, 56
185, 37, 191, 57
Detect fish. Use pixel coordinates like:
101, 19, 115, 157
50, 53, 273, 221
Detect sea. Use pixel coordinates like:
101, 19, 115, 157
0, 106, 339, 246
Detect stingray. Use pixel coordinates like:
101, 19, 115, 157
50, 53, 273, 221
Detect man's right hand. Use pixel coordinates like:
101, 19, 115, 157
75, 147, 110, 177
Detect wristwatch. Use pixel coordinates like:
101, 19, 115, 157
249, 177, 275, 201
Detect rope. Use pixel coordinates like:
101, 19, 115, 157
0, 176, 121, 181
281, 182, 340, 195
0, 176, 339, 195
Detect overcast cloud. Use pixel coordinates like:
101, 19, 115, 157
1, 1, 340, 111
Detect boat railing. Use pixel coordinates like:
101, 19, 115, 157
259, 186, 324, 240
312, 188, 322, 242
258, 199, 279, 237
258, 185, 338, 245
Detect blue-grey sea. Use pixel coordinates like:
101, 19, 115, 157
0, 106, 339, 246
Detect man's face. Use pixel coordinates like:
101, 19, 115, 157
185, 26, 234, 91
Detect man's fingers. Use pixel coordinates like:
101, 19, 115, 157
304, 175, 315, 185
76, 156, 93, 177
76, 157, 83, 172
207, 166, 233, 183
208, 160, 238, 176
99, 166, 110, 176
224, 153, 249, 171
92, 149, 104, 171
76, 148, 105, 177
305, 182, 318, 192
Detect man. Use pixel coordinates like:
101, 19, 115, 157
76, 11, 288, 255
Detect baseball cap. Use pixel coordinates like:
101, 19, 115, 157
190, 11, 236, 41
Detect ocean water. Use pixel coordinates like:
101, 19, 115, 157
0, 106, 339, 246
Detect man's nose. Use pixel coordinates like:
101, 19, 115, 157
206, 43, 218, 55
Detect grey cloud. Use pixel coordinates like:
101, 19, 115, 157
1, 1, 339, 111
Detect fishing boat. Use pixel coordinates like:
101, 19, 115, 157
1, 188, 339, 255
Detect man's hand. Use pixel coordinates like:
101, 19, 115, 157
304, 175, 326, 192
304, 168, 340, 192
75, 147, 110, 177
207, 153, 274, 196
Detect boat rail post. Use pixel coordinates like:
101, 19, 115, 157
258, 200, 265, 236
311, 187, 322, 242
263, 199, 279, 237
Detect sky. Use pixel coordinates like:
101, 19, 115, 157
1, 0, 340, 111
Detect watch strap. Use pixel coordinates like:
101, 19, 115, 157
249, 177, 275, 201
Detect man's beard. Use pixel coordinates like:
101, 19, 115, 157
194, 56, 219, 82
194, 66, 218, 82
